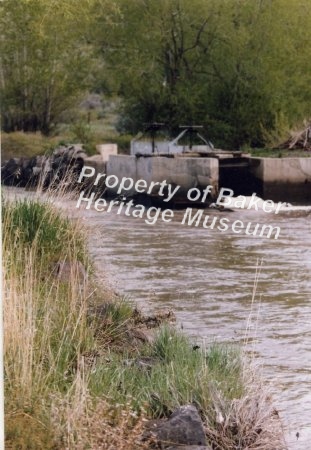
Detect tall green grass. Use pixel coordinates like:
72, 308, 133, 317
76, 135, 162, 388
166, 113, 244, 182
89, 327, 243, 418
3, 199, 94, 448
2, 199, 87, 267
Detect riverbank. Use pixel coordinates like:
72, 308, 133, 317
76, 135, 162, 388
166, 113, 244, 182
2, 131, 311, 163
2, 195, 286, 449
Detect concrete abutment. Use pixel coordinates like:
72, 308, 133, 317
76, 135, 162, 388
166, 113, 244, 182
104, 154, 311, 204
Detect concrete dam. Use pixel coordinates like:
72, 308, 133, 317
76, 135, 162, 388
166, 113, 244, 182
86, 129, 311, 204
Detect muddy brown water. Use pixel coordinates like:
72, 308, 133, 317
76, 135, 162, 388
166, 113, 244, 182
5, 187, 311, 449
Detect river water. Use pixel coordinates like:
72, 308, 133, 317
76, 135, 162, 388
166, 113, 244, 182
5, 187, 311, 449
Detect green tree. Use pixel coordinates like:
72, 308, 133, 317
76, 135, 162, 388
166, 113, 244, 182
206, 0, 311, 146
95, 0, 311, 148
0, 0, 95, 134
96, 0, 219, 134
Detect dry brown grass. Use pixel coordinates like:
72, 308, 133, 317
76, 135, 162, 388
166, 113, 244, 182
205, 366, 286, 450
3, 198, 93, 448
51, 366, 150, 450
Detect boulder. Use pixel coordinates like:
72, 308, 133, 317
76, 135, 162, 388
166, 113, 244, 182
1, 158, 23, 185
1, 144, 88, 188
65, 144, 86, 160
52, 144, 86, 159
145, 405, 207, 448
126, 328, 154, 344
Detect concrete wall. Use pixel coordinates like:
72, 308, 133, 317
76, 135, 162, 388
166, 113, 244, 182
84, 155, 106, 173
250, 157, 311, 183
130, 141, 170, 155
106, 155, 219, 199
84, 154, 310, 203
131, 140, 214, 156
249, 157, 311, 202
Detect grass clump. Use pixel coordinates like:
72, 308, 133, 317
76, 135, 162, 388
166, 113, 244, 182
2, 199, 87, 268
3, 199, 94, 448
88, 327, 243, 419
86, 327, 285, 449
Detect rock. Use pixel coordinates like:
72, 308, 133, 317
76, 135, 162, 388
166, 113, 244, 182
1, 144, 87, 188
52, 144, 86, 159
145, 405, 207, 448
52, 145, 68, 157
126, 328, 154, 344
1, 158, 23, 185
65, 144, 86, 160
31, 156, 52, 184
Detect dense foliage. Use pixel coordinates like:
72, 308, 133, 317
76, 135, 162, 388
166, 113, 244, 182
1, 0, 311, 147
0, 0, 94, 134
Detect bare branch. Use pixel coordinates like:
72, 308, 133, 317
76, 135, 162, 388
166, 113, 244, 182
184, 19, 208, 53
